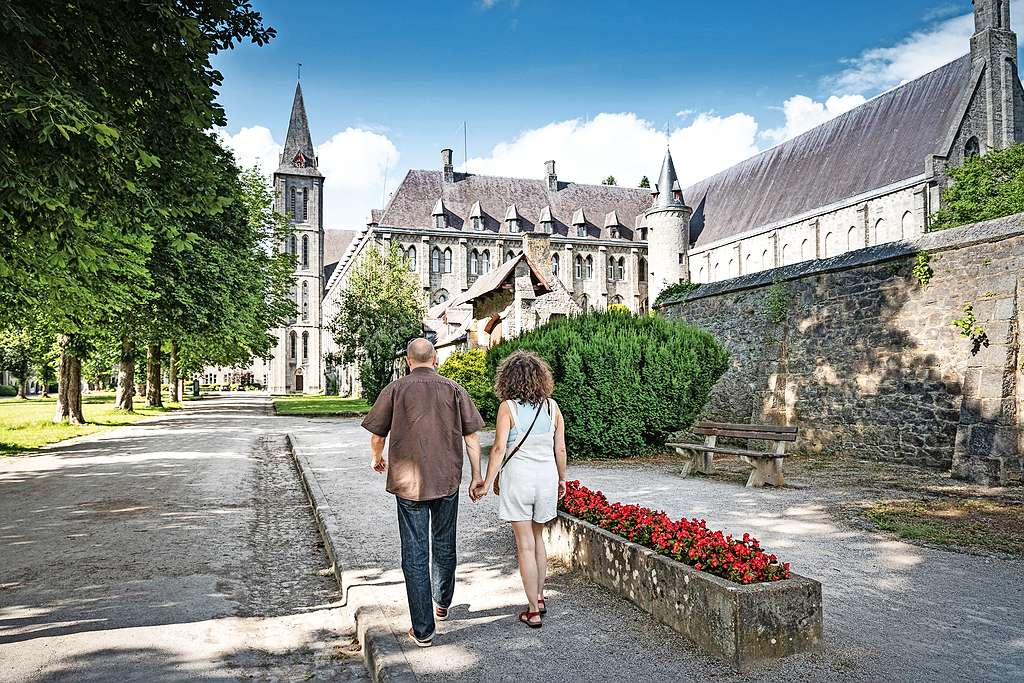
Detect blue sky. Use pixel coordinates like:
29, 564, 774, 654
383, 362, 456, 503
212, 1, 1005, 228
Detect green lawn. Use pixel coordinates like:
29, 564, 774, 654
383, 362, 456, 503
272, 394, 371, 416
0, 392, 180, 457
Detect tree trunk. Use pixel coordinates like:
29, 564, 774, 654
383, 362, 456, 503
17, 376, 27, 400
169, 342, 180, 403
146, 342, 162, 408
115, 337, 135, 411
54, 334, 85, 424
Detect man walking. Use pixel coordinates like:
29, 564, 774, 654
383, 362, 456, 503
361, 338, 485, 647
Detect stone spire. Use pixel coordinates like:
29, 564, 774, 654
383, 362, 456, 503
651, 147, 685, 210
279, 81, 319, 174
969, 0, 1022, 151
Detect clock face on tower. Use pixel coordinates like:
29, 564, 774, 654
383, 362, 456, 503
292, 152, 306, 167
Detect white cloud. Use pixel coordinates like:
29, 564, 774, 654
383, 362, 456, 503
760, 94, 867, 145
464, 111, 758, 189
217, 125, 399, 229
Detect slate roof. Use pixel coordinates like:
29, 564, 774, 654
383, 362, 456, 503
322, 229, 357, 283
277, 82, 322, 178
378, 170, 651, 240
448, 253, 552, 308
685, 55, 972, 246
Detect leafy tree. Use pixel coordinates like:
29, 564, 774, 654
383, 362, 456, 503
0, 328, 34, 398
931, 144, 1024, 230
486, 309, 729, 459
1, 1, 275, 423
639, 175, 650, 188
328, 244, 425, 403
602, 175, 617, 186
438, 349, 497, 423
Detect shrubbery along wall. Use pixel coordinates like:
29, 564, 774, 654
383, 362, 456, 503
661, 214, 1024, 486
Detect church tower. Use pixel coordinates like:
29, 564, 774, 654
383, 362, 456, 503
271, 81, 324, 394
644, 147, 692, 302
966, 0, 1024, 154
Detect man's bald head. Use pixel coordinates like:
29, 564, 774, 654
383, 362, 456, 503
406, 338, 436, 368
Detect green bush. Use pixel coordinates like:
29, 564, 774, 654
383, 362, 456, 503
654, 281, 700, 307
486, 309, 729, 459
438, 349, 498, 423
0, 385, 17, 397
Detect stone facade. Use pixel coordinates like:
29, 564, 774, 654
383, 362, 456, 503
661, 214, 1024, 486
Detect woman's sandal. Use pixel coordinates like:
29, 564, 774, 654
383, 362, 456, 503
518, 610, 543, 629
537, 597, 547, 615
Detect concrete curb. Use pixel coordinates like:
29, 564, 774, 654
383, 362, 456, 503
287, 433, 418, 683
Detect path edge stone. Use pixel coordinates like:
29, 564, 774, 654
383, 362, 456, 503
287, 433, 418, 683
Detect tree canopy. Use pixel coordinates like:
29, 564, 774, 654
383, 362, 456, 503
931, 144, 1024, 230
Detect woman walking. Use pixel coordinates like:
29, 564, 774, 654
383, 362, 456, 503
476, 351, 568, 629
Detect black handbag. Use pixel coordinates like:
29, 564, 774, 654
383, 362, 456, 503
493, 399, 548, 496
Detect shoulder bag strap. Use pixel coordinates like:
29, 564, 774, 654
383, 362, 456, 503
498, 402, 544, 472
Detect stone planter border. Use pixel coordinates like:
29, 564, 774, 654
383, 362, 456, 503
545, 512, 823, 671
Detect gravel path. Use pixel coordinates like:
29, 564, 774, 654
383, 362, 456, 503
0, 396, 366, 683
292, 420, 1024, 683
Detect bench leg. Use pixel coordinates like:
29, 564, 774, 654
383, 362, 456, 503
695, 451, 714, 475
742, 456, 785, 488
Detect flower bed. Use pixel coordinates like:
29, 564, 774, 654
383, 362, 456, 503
559, 481, 790, 584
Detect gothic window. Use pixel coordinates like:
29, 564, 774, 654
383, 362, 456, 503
288, 235, 297, 258
823, 232, 834, 257
873, 219, 885, 244
406, 246, 417, 271
302, 188, 309, 221
584, 255, 594, 280
302, 331, 309, 361
607, 258, 615, 281
552, 253, 560, 276
578, 294, 589, 311
469, 249, 480, 276
965, 136, 981, 158
638, 257, 647, 282
289, 331, 297, 360
901, 211, 914, 239
847, 226, 859, 251
799, 239, 809, 261
761, 250, 769, 270
616, 257, 625, 281
301, 281, 309, 321
301, 235, 309, 268
612, 295, 624, 305
504, 250, 514, 263
574, 255, 583, 279
434, 289, 449, 305
431, 247, 441, 273
781, 244, 790, 265
728, 259, 736, 277
698, 266, 705, 282
443, 248, 452, 273
745, 253, 752, 274
481, 250, 491, 273
289, 187, 296, 218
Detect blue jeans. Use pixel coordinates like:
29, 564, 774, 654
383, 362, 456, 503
396, 491, 459, 640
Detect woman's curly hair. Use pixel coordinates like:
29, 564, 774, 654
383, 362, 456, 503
494, 350, 554, 404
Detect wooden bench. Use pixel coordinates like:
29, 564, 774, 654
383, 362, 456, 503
668, 421, 798, 488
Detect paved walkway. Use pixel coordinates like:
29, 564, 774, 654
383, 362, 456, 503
0, 396, 366, 682
291, 417, 1024, 683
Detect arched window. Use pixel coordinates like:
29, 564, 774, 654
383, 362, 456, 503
780, 244, 789, 265
301, 235, 309, 268
481, 250, 491, 273
406, 246, 417, 271
612, 295, 624, 305
302, 188, 309, 221
873, 218, 886, 245
744, 253, 751, 273
434, 289, 449, 305
799, 239, 809, 261
288, 235, 297, 257
847, 226, 859, 251
584, 255, 593, 279
469, 249, 480, 276
578, 294, 589, 311
823, 232, 834, 257
289, 187, 296, 218
607, 257, 615, 281
289, 331, 297, 360
505, 249, 515, 263
901, 211, 914, 239
698, 266, 705, 282
965, 136, 981, 158
638, 257, 647, 282
302, 331, 309, 361
443, 248, 452, 273
431, 247, 441, 273
761, 250, 769, 270
713, 263, 720, 280
552, 252, 560, 276
616, 257, 625, 281
301, 281, 309, 321
728, 259, 735, 277
574, 255, 583, 279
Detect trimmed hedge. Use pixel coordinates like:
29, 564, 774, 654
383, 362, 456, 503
0, 385, 17, 397
485, 310, 729, 459
438, 349, 498, 423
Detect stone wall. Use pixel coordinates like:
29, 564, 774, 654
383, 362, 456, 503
661, 214, 1024, 485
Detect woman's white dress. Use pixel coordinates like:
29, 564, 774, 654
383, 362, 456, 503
498, 399, 559, 523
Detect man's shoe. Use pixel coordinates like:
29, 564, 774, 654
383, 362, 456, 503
435, 606, 449, 621
408, 628, 433, 648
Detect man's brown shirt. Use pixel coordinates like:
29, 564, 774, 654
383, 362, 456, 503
361, 367, 484, 501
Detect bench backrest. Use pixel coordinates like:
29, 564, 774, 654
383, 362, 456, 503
693, 421, 798, 442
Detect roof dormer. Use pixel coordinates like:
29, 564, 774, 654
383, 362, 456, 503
572, 208, 587, 238
504, 204, 521, 233
431, 198, 447, 229
469, 201, 484, 232
539, 206, 554, 234
604, 210, 621, 239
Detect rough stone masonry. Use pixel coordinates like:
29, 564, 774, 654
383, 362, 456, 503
661, 213, 1024, 485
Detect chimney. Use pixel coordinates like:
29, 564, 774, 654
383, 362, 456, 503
442, 148, 455, 183
522, 231, 554, 281
545, 160, 558, 191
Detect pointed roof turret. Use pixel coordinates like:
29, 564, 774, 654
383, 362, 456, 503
650, 147, 684, 210
278, 81, 321, 176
